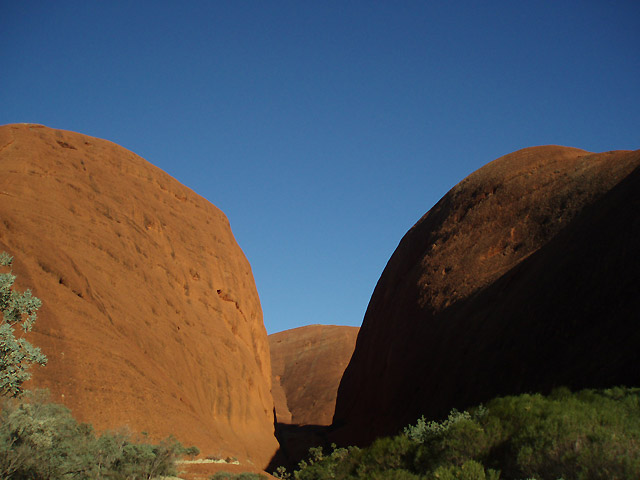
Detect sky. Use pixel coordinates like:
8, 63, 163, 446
2, 1, 639, 334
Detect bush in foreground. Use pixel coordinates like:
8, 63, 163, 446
275, 387, 640, 480
0, 252, 47, 397
0, 390, 199, 479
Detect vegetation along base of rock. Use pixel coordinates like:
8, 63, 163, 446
0, 390, 199, 479
274, 386, 640, 480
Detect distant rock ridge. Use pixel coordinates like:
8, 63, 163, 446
0, 123, 278, 466
270, 324, 359, 426
333, 145, 640, 446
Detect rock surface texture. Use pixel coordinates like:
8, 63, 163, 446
270, 325, 359, 426
333, 145, 640, 445
0, 124, 278, 466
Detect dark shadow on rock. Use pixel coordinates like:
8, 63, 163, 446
332, 164, 640, 447
266, 422, 332, 474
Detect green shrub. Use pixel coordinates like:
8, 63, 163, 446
404, 409, 473, 443
359, 435, 416, 474
483, 388, 640, 479
433, 459, 500, 480
0, 252, 47, 397
412, 407, 490, 473
279, 387, 640, 480
273, 465, 291, 479
276, 443, 362, 480
211, 473, 267, 480
0, 390, 94, 479
363, 470, 421, 480
0, 390, 198, 479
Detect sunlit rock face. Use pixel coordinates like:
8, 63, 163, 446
270, 325, 359, 426
333, 145, 640, 446
0, 124, 278, 466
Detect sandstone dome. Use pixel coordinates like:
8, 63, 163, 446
0, 124, 278, 466
270, 324, 359, 426
333, 145, 640, 445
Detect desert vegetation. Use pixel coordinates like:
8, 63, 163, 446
0, 252, 47, 397
0, 390, 198, 479
0, 252, 198, 479
274, 387, 640, 480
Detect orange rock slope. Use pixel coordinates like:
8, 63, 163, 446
0, 124, 278, 466
333, 146, 640, 445
270, 325, 359, 426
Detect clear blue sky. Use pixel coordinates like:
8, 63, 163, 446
2, 1, 639, 334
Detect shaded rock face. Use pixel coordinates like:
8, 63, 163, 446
270, 325, 359, 426
333, 146, 640, 446
0, 124, 278, 466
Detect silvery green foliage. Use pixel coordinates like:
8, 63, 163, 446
403, 409, 472, 443
0, 252, 12, 266
0, 253, 47, 397
0, 390, 195, 479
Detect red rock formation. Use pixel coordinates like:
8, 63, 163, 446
270, 325, 359, 426
0, 124, 278, 466
333, 146, 640, 446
